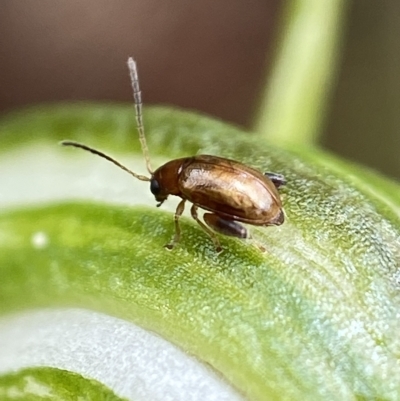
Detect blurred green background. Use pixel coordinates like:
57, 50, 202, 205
0, 0, 398, 179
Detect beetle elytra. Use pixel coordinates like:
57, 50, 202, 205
62, 58, 285, 252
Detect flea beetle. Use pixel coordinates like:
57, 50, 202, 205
62, 58, 285, 252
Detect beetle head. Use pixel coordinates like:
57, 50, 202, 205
150, 159, 186, 206
150, 177, 168, 206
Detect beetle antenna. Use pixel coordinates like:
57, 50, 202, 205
61, 141, 150, 182
127, 57, 153, 174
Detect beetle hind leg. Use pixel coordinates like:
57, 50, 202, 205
203, 213, 249, 239
203, 214, 269, 252
190, 205, 222, 252
264, 172, 286, 188
165, 199, 186, 250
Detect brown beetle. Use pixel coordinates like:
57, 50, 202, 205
62, 58, 285, 252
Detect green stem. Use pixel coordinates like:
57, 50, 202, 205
254, 0, 348, 146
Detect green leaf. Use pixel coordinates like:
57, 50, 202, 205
0, 104, 399, 400
0, 367, 127, 401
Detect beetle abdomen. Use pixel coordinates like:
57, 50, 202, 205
179, 155, 282, 224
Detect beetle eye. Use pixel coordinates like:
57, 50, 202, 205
150, 179, 160, 196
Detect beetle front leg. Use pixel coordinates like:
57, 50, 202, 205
190, 205, 222, 252
165, 199, 186, 250
203, 213, 249, 239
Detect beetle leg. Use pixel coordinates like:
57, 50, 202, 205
165, 199, 186, 250
190, 205, 222, 252
203, 213, 249, 239
203, 213, 269, 252
264, 172, 286, 188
